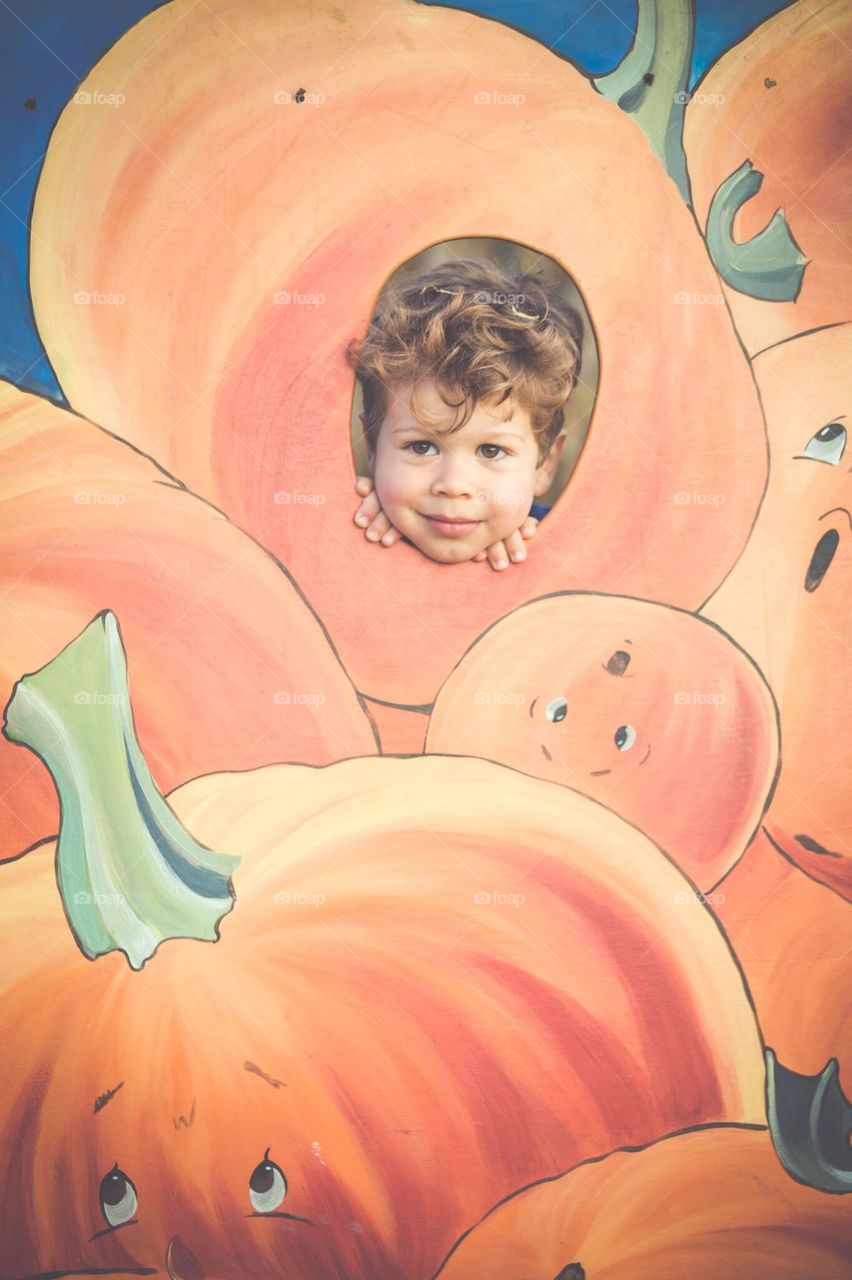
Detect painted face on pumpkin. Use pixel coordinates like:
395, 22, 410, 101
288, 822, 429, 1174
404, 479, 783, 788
704, 323, 852, 897
367, 379, 564, 563
426, 592, 779, 888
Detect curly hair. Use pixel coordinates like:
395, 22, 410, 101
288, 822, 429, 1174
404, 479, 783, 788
347, 257, 583, 461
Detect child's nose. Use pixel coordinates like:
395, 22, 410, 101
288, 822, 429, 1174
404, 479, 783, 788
432, 456, 475, 498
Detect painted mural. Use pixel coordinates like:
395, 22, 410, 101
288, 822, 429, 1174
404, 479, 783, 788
0, 1, 850, 1276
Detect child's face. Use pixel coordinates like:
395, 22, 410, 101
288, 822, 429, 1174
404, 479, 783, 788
366, 379, 565, 563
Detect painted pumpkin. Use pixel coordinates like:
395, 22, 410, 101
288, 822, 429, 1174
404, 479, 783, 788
435, 1125, 852, 1278
684, 0, 852, 354
700, 319, 852, 902
684, 1, 852, 898
0, 613, 765, 1280
28, 0, 767, 710
426, 592, 779, 890
0, 380, 378, 862
714, 829, 852, 1082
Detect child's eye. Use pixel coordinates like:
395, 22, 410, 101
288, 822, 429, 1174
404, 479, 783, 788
478, 444, 508, 460
406, 440, 437, 456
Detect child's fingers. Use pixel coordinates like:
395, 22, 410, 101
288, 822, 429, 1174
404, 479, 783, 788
354, 474, 374, 497
354, 489, 381, 527
520, 515, 539, 541
379, 526, 401, 547
364, 511, 392, 543
503, 529, 528, 564
486, 540, 510, 572
471, 550, 488, 562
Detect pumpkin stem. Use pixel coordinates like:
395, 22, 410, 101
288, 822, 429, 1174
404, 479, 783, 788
592, 0, 693, 203
704, 160, 809, 302
2, 610, 240, 970
765, 1047, 852, 1193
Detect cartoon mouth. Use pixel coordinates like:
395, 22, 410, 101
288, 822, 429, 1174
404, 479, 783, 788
806, 508, 850, 592
794, 833, 843, 859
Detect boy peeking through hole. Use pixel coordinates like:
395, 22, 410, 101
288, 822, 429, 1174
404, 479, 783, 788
347, 258, 583, 570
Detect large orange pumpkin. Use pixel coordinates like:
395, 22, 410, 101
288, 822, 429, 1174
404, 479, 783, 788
685, 1, 852, 899
0, 381, 378, 861
0, 614, 765, 1280
435, 1125, 852, 1278
714, 829, 852, 1083
28, 0, 767, 710
426, 592, 779, 890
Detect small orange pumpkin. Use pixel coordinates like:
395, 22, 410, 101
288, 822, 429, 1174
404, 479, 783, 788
427, 592, 779, 890
0, 380, 378, 860
0, 614, 764, 1279
29, 0, 767, 708
435, 1124, 852, 1278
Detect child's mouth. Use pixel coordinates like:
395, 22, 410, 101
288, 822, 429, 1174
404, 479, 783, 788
421, 514, 481, 538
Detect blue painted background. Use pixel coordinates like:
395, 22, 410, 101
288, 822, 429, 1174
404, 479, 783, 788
0, 0, 793, 400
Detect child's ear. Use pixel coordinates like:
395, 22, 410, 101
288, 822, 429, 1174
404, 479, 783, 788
533, 432, 567, 497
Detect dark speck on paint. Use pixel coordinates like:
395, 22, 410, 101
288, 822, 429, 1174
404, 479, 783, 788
642, 72, 654, 86
24, 97, 37, 110
764, 77, 777, 88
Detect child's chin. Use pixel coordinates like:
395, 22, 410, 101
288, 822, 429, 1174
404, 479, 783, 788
415, 538, 478, 565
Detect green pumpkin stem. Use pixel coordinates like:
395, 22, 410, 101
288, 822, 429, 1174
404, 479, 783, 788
765, 1047, 852, 1193
2, 610, 240, 970
593, 0, 694, 203
705, 160, 808, 302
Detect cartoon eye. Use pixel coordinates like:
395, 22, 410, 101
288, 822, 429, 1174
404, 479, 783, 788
249, 1149, 288, 1213
614, 725, 636, 751
545, 698, 568, 723
99, 1164, 138, 1228
801, 422, 846, 465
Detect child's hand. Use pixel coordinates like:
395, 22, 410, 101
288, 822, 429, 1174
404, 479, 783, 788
353, 476, 402, 548
471, 516, 539, 571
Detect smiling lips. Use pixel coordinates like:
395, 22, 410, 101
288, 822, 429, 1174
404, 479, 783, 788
421, 513, 481, 537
